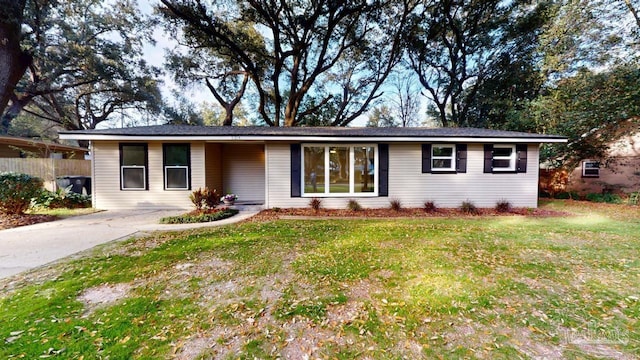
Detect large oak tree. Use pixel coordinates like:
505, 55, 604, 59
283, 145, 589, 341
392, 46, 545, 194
159, 0, 416, 127
1, 0, 162, 135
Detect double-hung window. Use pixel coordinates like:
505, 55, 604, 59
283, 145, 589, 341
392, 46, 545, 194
163, 144, 190, 190
302, 144, 377, 196
431, 145, 456, 171
120, 144, 148, 190
484, 144, 528, 173
492, 145, 516, 171
582, 160, 600, 177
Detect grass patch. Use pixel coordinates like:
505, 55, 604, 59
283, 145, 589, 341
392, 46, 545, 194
27, 207, 98, 217
1, 201, 639, 359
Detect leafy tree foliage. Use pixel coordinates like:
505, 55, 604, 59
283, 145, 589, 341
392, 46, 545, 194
1, 0, 162, 135
366, 105, 398, 127
159, 0, 416, 127
515, 65, 640, 167
406, 0, 551, 127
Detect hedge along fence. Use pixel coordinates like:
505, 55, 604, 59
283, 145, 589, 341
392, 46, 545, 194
0, 158, 90, 190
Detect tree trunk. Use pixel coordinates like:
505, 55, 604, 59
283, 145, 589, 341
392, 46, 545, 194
0, 0, 29, 133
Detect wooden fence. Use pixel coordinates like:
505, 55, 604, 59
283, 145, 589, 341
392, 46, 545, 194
0, 158, 91, 190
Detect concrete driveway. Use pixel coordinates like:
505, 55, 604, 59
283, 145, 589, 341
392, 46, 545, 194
0, 209, 258, 279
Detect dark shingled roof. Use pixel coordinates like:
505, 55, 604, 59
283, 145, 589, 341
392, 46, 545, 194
60, 125, 566, 140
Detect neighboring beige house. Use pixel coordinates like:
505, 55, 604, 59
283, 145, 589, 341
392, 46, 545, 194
59, 126, 566, 210
567, 131, 640, 194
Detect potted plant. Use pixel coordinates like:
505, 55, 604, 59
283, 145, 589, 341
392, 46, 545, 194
221, 193, 238, 205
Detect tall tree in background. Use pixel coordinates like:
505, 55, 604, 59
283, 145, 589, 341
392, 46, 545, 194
162, 15, 263, 126
0, 0, 30, 129
159, 0, 416, 127
1, 0, 162, 135
406, 0, 551, 127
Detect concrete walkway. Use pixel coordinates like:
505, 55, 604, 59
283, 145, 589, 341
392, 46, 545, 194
0, 209, 258, 279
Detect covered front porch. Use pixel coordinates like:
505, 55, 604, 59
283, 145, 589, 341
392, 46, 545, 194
204, 143, 266, 206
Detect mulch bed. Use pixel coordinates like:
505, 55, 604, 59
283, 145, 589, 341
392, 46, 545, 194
0, 214, 58, 230
246, 206, 570, 222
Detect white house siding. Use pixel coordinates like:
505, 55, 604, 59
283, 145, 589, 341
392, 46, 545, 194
266, 143, 540, 209
92, 141, 205, 210
205, 143, 223, 193
221, 143, 265, 203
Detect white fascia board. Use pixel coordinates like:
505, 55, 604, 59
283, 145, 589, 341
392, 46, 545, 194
59, 133, 567, 143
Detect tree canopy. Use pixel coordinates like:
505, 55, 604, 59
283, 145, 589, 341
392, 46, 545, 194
0, 0, 162, 135
159, 0, 417, 127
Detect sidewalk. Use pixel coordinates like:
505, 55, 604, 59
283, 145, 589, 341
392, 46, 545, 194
0, 209, 258, 279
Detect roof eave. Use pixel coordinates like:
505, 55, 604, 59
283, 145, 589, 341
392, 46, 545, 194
58, 133, 567, 143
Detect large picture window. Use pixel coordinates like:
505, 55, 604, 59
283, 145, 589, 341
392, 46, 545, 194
303, 144, 377, 196
120, 143, 147, 190
163, 144, 190, 190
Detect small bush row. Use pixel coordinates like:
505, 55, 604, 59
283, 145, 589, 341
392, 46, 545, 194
307, 197, 515, 214
545, 190, 638, 205
160, 208, 239, 224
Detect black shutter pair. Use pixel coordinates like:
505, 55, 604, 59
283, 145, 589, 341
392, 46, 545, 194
483, 144, 528, 173
422, 144, 467, 173
290, 144, 389, 197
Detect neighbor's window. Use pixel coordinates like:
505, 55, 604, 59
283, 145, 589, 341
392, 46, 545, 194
303, 144, 377, 196
431, 145, 456, 171
163, 144, 190, 190
492, 145, 516, 171
582, 160, 600, 177
120, 144, 147, 190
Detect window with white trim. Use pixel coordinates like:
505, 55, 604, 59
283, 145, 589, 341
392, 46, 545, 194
163, 144, 190, 190
120, 144, 147, 190
582, 160, 600, 177
492, 144, 516, 171
431, 145, 456, 171
302, 144, 377, 196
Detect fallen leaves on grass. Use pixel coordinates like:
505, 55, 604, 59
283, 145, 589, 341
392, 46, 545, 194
0, 213, 58, 230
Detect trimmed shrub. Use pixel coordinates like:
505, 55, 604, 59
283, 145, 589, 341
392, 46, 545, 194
423, 200, 437, 213
585, 193, 623, 204
347, 199, 362, 211
0, 172, 43, 215
204, 188, 220, 209
309, 197, 322, 212
190, 187, 220, 210
460, 200, 479, 215
495, 199, 511, 213
389, 199, 402, 212
554, 191, 580, 200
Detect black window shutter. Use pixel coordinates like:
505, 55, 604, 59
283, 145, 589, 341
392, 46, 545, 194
421, 144, 432, 173
290, 144, 301, 197
484, 144, 493, 173
456, 144, 467, 173
379, 143, 389, 197
516, 144, 528, 173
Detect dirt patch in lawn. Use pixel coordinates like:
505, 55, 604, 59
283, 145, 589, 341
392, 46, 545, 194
77, 283, 131, 317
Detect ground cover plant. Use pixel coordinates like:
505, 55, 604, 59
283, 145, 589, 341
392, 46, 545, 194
1, 201, 638, 359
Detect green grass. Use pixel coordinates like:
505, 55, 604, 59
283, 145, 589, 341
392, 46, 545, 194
26, 207, 97, 217
1, 200, 639, 359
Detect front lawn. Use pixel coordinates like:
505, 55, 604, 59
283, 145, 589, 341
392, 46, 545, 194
1, 201, 638, 359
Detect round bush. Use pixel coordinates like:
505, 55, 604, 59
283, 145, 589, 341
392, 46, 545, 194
0, 172, 43, 215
